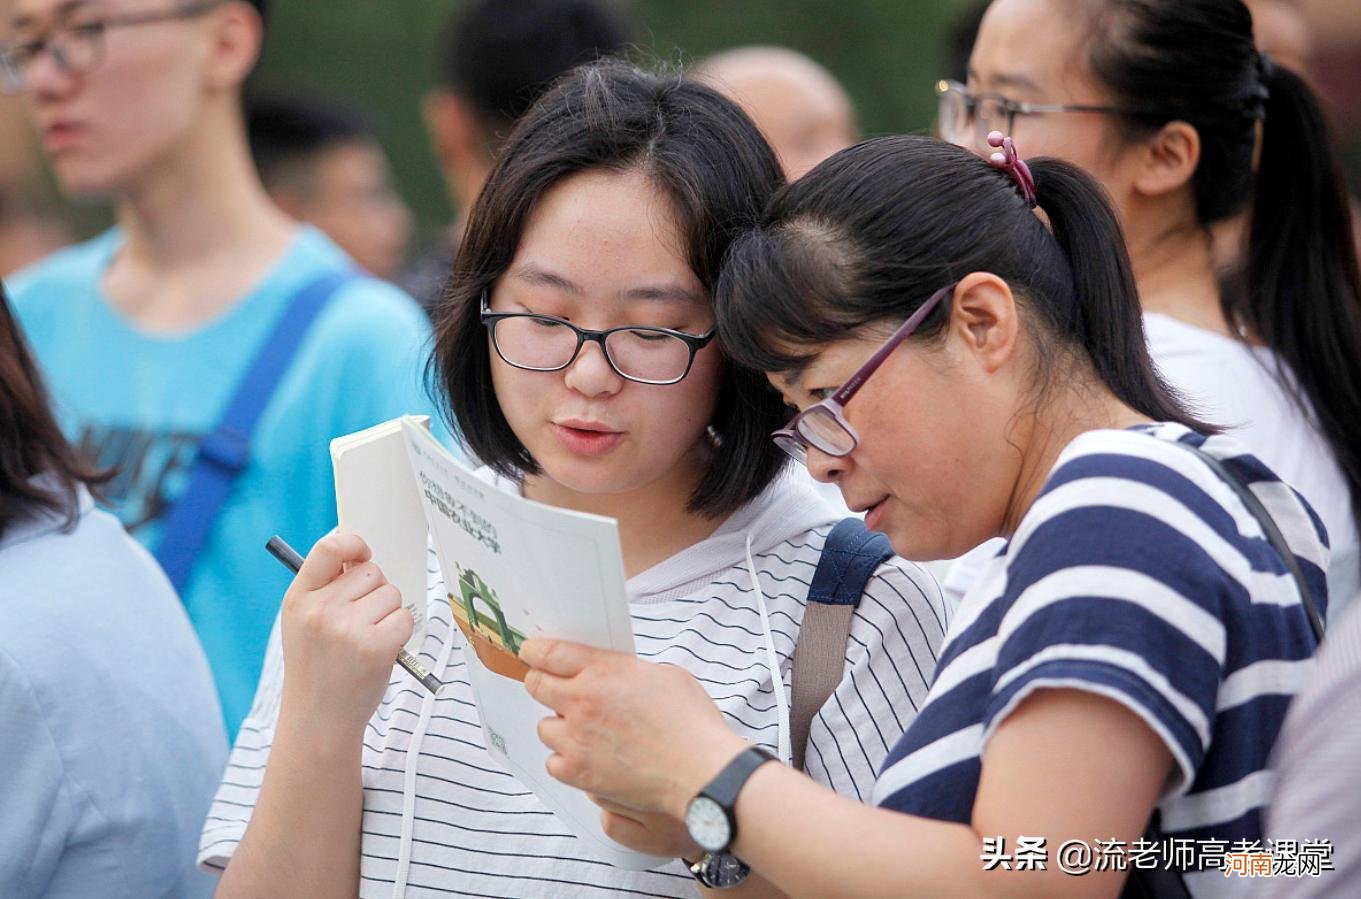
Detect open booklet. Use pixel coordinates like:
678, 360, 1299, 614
331, 416, 660, 870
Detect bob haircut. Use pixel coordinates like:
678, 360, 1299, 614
432, 61, 789, 517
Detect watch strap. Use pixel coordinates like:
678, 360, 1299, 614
700, 745, 778, 811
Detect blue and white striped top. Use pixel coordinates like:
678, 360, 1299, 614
873, 424, 1326, 896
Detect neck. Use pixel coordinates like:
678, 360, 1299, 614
1127, 206, 1228, 336
999, 376, 1151, 538
522, 444, 724, 578
105, 103, 297, 329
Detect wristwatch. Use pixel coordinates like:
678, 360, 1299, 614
684, 745, 778, 855
687, 851, 752, 889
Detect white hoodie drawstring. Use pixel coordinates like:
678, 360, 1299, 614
745, 532, 792, 765
391, 626, 455, 898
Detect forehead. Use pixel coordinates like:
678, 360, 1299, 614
971, 0, 1093, 93
510, 168, 701, 296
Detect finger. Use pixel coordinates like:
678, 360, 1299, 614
327, 560, 389, 604
537, 714, 568, 752
352, 582, 403, 625
524, 667, 573, 712
600, 810, 670, 856
545, 751, 586, 791
372, 605, 414, 652
519, 637, 608, 677
589, 793, 650, 818
296, 532, 371, 591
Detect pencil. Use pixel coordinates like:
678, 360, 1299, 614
265, 535, 442, 695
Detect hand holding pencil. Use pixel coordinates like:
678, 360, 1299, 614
266, 532, 431, 739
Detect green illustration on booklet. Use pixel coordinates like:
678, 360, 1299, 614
450, 565, 530, 681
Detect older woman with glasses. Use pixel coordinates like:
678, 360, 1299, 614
518, 133, 1328, 898
202, 62, 946, 899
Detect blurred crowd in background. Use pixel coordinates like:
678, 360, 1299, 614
3, 0, 1357, 289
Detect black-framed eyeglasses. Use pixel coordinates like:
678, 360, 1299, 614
0, 0, 225, 95
935, 79, 1162, 149
774, 283, 954, 464
480, 293, 716, 386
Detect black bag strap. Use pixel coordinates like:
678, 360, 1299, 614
1173, 440, 1326, 642
1122, 438, 1327, 899
790, 518, 894, 770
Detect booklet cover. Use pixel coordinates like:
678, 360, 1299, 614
399, 417, 660, 870
331, 417, 432, 655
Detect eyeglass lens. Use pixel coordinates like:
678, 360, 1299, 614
491, 316, 696, 383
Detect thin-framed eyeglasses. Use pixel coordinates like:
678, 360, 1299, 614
773, 283, 954, 465
935, 79, 1162, 149
0, 0, 225, 95
480, 292, 716, 386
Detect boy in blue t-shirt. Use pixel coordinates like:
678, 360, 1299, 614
3, 0, 444, 735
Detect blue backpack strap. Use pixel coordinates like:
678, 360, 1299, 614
807, 517, 896, 606
790, 517, 895, 769
154, 270, 354, 593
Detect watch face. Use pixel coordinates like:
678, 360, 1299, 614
685, 796, 732, 853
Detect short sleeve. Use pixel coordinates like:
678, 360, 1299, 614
805, 557, 946, 800
981, 461, 1231, 797
0, 650, 71, 894
197, 614, 286, 872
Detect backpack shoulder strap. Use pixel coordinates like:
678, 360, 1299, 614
154, 269, 355, 593
790, 518, 895, 770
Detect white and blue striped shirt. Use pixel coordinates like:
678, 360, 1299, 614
874, 424, 1325, 897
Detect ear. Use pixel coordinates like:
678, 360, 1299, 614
202, 2, 263, 91
947, 271, 1019, 375
1130, 120, 1200, 198
422, 89, 482, 169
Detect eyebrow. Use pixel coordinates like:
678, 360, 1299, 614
967, 66, 1043, 94
507, 264, 703, 305
12, 0, 89, 31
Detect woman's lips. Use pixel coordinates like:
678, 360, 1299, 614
551, 423, 624, 457
864, 497, 889, 532
43, 122, 84, 154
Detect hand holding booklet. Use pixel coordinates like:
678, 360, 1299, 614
330, 416, 662, 869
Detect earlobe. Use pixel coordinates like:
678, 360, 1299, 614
950, 273, 1018, 374
1132, 120, 1200, 198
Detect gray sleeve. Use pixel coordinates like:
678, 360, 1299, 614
0, 650, 70, 895
1257, 605, 1361, 898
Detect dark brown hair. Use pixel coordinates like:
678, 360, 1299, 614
0, 283, 108, 539
432, 61, 789, 517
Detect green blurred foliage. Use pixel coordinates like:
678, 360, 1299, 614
253, 0, 967, 235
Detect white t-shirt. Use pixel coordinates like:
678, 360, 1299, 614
1144, 312, 1359, 619
943, 314, 1357, 620
200, 474, 947, 897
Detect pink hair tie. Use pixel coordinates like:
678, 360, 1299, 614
987, 131, 1037, 208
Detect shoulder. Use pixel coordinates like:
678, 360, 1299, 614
6, 231, 119, 324
289, 233, 431, 350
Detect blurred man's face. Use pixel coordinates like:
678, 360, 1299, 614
5, 0, 225, 198
278, 140, 411, 279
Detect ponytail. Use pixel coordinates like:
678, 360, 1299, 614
1029, 158, 1210, 431
1241, 62, 1361, 537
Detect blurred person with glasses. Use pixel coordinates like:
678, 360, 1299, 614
1, 0, 443, 738
937, 0, 1361, 622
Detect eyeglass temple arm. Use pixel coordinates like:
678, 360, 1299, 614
830, 284, 954, 404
